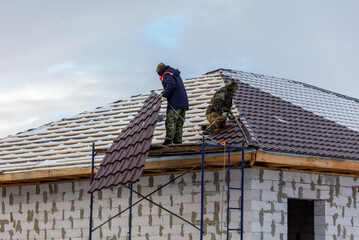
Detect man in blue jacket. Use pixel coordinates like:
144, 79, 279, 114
156, 63, 189, 145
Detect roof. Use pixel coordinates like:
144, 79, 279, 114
0, 72, 227, 175
88, 92, 161, 193
0, 69, 358, 182
221, 70, 359, 160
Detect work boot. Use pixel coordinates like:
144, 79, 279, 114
173, 141, 182, 144
162, 140, 173, 146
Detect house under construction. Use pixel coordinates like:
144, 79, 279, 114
0, 69, 358, 240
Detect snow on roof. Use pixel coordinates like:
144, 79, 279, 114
2, 68, 358, 175
222, 69, 359, 133
0, 72, 229, 174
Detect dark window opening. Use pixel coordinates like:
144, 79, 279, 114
288, 199, 314, 240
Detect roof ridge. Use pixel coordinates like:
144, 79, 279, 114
218, 69, 359, 103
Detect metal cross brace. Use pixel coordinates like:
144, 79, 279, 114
92, 162, 203, 232
124, 185, 200, 231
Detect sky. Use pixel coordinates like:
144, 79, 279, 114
0, 0, 358, 138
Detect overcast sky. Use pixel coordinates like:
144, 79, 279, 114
1, 0, 358, 138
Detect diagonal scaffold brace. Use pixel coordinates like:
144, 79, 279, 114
91, 162, 203, 233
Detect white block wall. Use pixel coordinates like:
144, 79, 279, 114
0, 168, 358, 239
0, 170, 239, 240
244, 169, 359, 240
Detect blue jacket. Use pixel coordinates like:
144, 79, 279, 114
158, 65, 189, 110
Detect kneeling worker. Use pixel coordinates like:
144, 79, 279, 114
156, 63, 189, 145
203, 79, 238, 135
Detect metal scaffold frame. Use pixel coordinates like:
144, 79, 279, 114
89, 136, 245, 239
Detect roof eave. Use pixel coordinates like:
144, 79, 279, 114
252, 150, 359, 177
1, 148, 359, 187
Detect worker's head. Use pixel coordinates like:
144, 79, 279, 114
225, 79, 238, 91
156, 63, 166, 75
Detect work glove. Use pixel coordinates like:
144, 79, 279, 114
160, 91, 166, 102
228, 113, 235, 120
222, 112, 235, 120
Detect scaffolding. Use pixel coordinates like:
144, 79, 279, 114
89, 136, 245, 239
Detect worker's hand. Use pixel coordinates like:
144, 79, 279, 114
160, 91, 166, 102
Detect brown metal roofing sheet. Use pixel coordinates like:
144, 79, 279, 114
88, 92, 161, 193
205, 122, 246, 146
222, 75, 359, 161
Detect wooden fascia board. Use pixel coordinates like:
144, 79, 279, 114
0, 152, 252, 186
2, 151, 358, 186
144, 152, 252, 170
0, 167, 94, 183
254, 151, 359, 175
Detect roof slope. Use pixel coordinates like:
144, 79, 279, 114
223, 69, 359, 132
1, 69, 358, 177
221, 70, 359, 160
0, 72, 232, 174
88, 92, 161, 193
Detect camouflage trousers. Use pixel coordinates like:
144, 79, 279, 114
205, 112, 226, 132
165, 108, 186, 143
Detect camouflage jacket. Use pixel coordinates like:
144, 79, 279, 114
206, 87, 234, 115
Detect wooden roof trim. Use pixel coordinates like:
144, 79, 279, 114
253, 151, 359, 175
0, 153, 249, 186
0, 167, 94, 186
1, 149, 359, 186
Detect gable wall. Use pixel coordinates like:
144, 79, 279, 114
0, 168, 358, 239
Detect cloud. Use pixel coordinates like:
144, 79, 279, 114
47, 61, 76, 73
0, 116, 43, 137
0, 0, 358, 138
142, 18, 186, 49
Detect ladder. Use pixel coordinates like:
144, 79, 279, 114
226, 146, 244, 240
204, 141, 245, 239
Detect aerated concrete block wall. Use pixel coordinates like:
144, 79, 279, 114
0, 169, 358, 240
0, 170, 242, 240
244, 169, 359, 240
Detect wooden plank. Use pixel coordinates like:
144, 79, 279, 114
0, 152, 252, 186
0, 167, 95, 182
250, 152, 256, 166
145, 152, 252, 170
254, 151, 359, 175
3, 150, 358, 187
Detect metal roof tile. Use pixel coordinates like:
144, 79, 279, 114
221, 73, 359, 160
88, 92, 161, 193
2, 69, 359, 177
